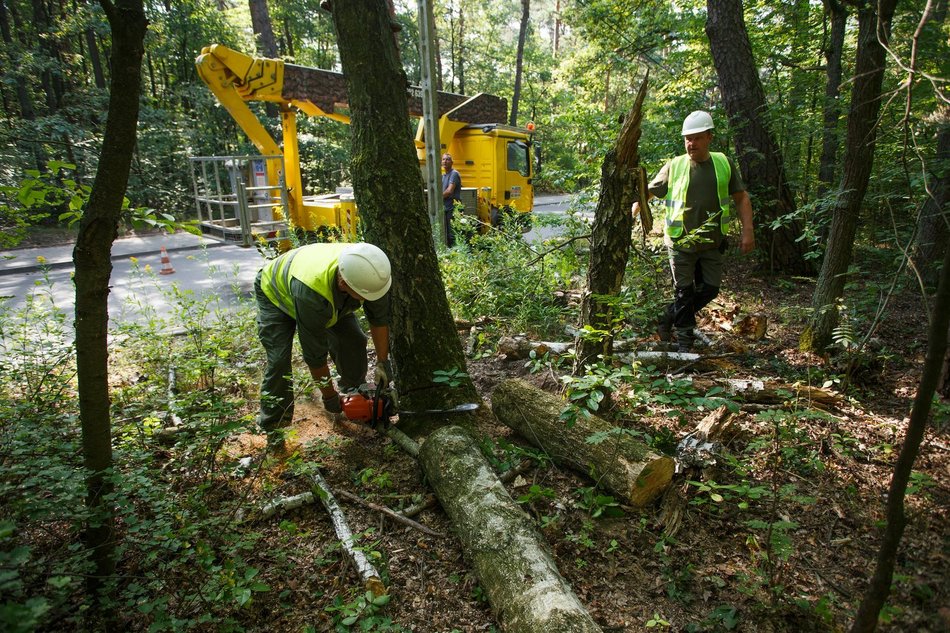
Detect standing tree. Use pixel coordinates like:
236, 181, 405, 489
72, 0, 147, 600
801, 0, 898, 353
817, 0, 848, 198
706, 0, 811, 275
575, 78, 647, 370
509, 0, 529, 127
249, 0, 279, 57
249, 0, 279, 120
329, 0, 477, 428
850, 243, 950, 633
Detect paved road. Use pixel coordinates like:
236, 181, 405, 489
0, 194, 583, 327
0, 232, 267, 326
525, 192, 593, 242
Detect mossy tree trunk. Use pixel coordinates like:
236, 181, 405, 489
330, 0, 477, 429
73, 0, 147, 602
492, 379, 673, 507
419, 425, 604, 633
575, 77, 647, 371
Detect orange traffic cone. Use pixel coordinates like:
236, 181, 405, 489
158, 246, 176, 275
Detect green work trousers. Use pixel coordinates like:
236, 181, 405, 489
255, 274, 368, 431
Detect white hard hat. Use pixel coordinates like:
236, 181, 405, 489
681, 110, 714, 135
338, 243, 392, 301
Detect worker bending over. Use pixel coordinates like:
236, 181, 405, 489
633, 110, 755, 352
255, 242, 394, 446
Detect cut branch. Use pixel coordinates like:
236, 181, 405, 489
310, 471, 386, 595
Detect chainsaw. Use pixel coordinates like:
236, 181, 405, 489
340, 384, 478, 430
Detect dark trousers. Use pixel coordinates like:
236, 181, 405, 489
255, 275, 367, 431
663, 248, 722, 330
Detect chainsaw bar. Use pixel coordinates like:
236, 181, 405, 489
398, 402, 479, 416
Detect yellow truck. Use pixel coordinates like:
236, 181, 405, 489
191, 44, 535, 246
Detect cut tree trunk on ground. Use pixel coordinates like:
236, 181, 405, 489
419, 425, 604, 633
492, 379, 673, 507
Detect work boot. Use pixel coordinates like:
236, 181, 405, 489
674, 327, 695, 353
657, 314, 673, 342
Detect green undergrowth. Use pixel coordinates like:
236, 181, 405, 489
0, 263, 340, 631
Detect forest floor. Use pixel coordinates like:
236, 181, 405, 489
216, 253, 949, 633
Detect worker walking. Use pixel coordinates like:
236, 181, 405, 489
255, 242, 394, 447
441, 153, 462, 247
633, 111, 755, 352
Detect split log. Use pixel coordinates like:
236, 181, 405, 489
419, 425, 604, 633
695, 405, 742, 444
310, 471, 386, 596
492, 379, 673, 507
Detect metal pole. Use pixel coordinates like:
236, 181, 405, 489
417, 0, 444, 246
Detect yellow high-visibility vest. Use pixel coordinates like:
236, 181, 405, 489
260, 243, 349, 325
664, 152, 733, 239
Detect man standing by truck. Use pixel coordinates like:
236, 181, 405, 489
441, 153, 462, 247
255, 242, 394, 448
632, 111, 755, 352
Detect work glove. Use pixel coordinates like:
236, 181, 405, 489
374, 359, 394, 386
323, 392, 342, 414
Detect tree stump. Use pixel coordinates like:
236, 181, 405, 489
491, 379, 673, 507
419, 425, 603, 633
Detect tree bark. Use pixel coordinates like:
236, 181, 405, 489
575, 77, 647, 370
492, 379, 674, 507
456, 1, 464, 95
73, 0, 146, 601
418, 425, 604, 633
912, 110, 949, 292
510, 0, 529, 127
248, 0, 279, 119
330, 0, 477, 434
0, 0, 35, 119
818, 0, 847, 198
801, 0, 898, 353
706, 0, 811, 275
850, 224, 950, 632
249, 0, 278, 57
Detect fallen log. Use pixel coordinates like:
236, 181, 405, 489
419, 425, 604, 633
497, 335, 649, 361
492, 379, 673, 507
310, 471, 386, 596
690, 377, 842, 410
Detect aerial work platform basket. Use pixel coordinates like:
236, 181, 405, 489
190, 154, 291, 248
